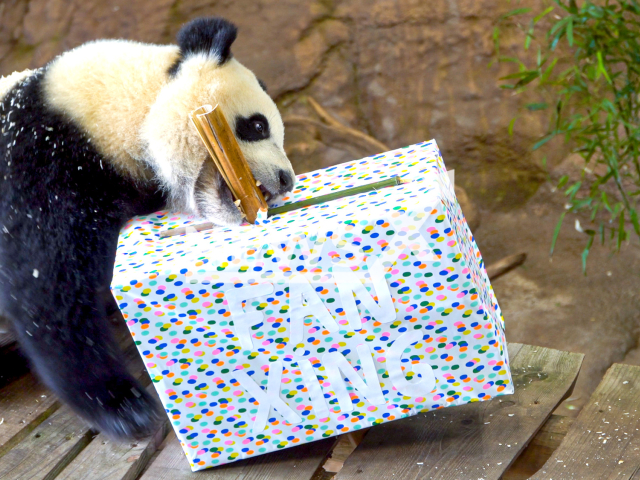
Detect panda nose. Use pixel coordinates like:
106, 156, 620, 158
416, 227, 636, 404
278, 169, 294, 194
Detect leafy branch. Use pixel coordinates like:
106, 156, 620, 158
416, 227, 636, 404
493, 0, 640, 272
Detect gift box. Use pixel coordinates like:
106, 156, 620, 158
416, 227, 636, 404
111, 139, 512, 471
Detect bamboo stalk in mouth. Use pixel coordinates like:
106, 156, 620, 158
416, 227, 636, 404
190, 104, 268, 224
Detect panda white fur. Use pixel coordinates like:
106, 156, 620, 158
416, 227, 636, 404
0, 17, 295, 440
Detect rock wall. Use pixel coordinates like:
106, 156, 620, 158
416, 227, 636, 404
0, 0, 555, 209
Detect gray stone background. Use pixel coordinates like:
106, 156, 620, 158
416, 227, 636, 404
1, 0, 639, 416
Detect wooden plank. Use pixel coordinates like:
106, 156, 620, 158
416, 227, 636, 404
503, 414, 575, 480
0, 338, 150, 478
531, 363, 640, 479
323, 430, 368, 474
140, 431, 337, 480
0, 373, 60, 458
0, 405, 96, 480
335, 343, 583, 480
0, 313, 135, 459
55, 402, 170, 480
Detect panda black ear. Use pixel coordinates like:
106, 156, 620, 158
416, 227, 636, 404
176, 17, 238, 65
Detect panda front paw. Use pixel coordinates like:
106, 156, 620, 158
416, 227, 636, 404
195, 161, 245, 226
83, 375, 164, 440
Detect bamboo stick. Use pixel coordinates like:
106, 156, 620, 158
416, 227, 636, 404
190, 106, 233, 189
159, 176, 402, 238
190, 104, 267, 224
267, 176, 401, 217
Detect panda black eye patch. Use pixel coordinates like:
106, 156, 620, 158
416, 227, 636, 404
235, 114, 270, 142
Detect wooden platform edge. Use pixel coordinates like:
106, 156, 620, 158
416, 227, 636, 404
531, 362, 640, 479
334, 343, 583, 480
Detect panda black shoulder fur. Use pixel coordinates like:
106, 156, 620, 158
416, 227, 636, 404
0, 17, 294, 440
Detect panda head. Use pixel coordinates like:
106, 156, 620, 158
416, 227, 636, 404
142, 17, 295, 226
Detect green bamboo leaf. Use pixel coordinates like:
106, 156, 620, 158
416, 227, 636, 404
499, 70, 540, 80
540, 58, 559, 83
573, 197, 593, 209
497, 56, 526, 64
558, 175, 569, 188
597, 51, 612, 83
533, 134, 555, 150
565, 181, 582, 199
582, 233, 594, 275
601, 191, 612, 212
508, 117, 518, 136
630, 208, 640, 236
533, 6, 554, 24
498, 8, 532, 21
525, 26, 534, 50
526, 102, 549, 111
515, 72, 541, 87
550, 16, 571, 36
550, 211, 567, 256
566, 18, 574, 46
617, 210, 625, 251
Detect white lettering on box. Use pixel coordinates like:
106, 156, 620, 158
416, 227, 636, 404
289, 273, 339, 347
298, 358, 331, 419
322, 344, 386, 413
387, 330, 436, 397
233, 360, 301, 434
333, 261, 396, 331
225, 283, 274, 349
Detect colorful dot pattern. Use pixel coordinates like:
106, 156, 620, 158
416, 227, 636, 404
112, 140, 511, 471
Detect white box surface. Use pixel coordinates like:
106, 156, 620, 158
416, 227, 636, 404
112, 140, 512, 471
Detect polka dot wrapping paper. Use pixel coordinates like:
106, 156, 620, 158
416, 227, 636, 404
112, 140, 512, 471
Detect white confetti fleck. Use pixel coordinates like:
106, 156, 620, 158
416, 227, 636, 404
32, 269, 39, 278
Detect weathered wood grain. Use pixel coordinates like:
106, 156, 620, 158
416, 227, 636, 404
140, 431, 337, 480
0, 338, 149, 477
55, 408, 169, 480
0, 313, 137, 459
0, 373, 60, 458
335, 343, 583, 480
532, 363, 640, 479
0, 405, 95, 480
503, 414, 575, 480
323, 430, 369, 474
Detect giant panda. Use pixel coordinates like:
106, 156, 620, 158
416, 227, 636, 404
0, 17, 295, 440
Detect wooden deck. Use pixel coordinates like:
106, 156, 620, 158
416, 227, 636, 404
0, 321, 637, 479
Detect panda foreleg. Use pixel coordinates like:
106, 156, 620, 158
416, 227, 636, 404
194, 157, 244, 225
1, 235, 163, 441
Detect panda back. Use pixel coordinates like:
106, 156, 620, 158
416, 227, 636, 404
42, 40, 180, 180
